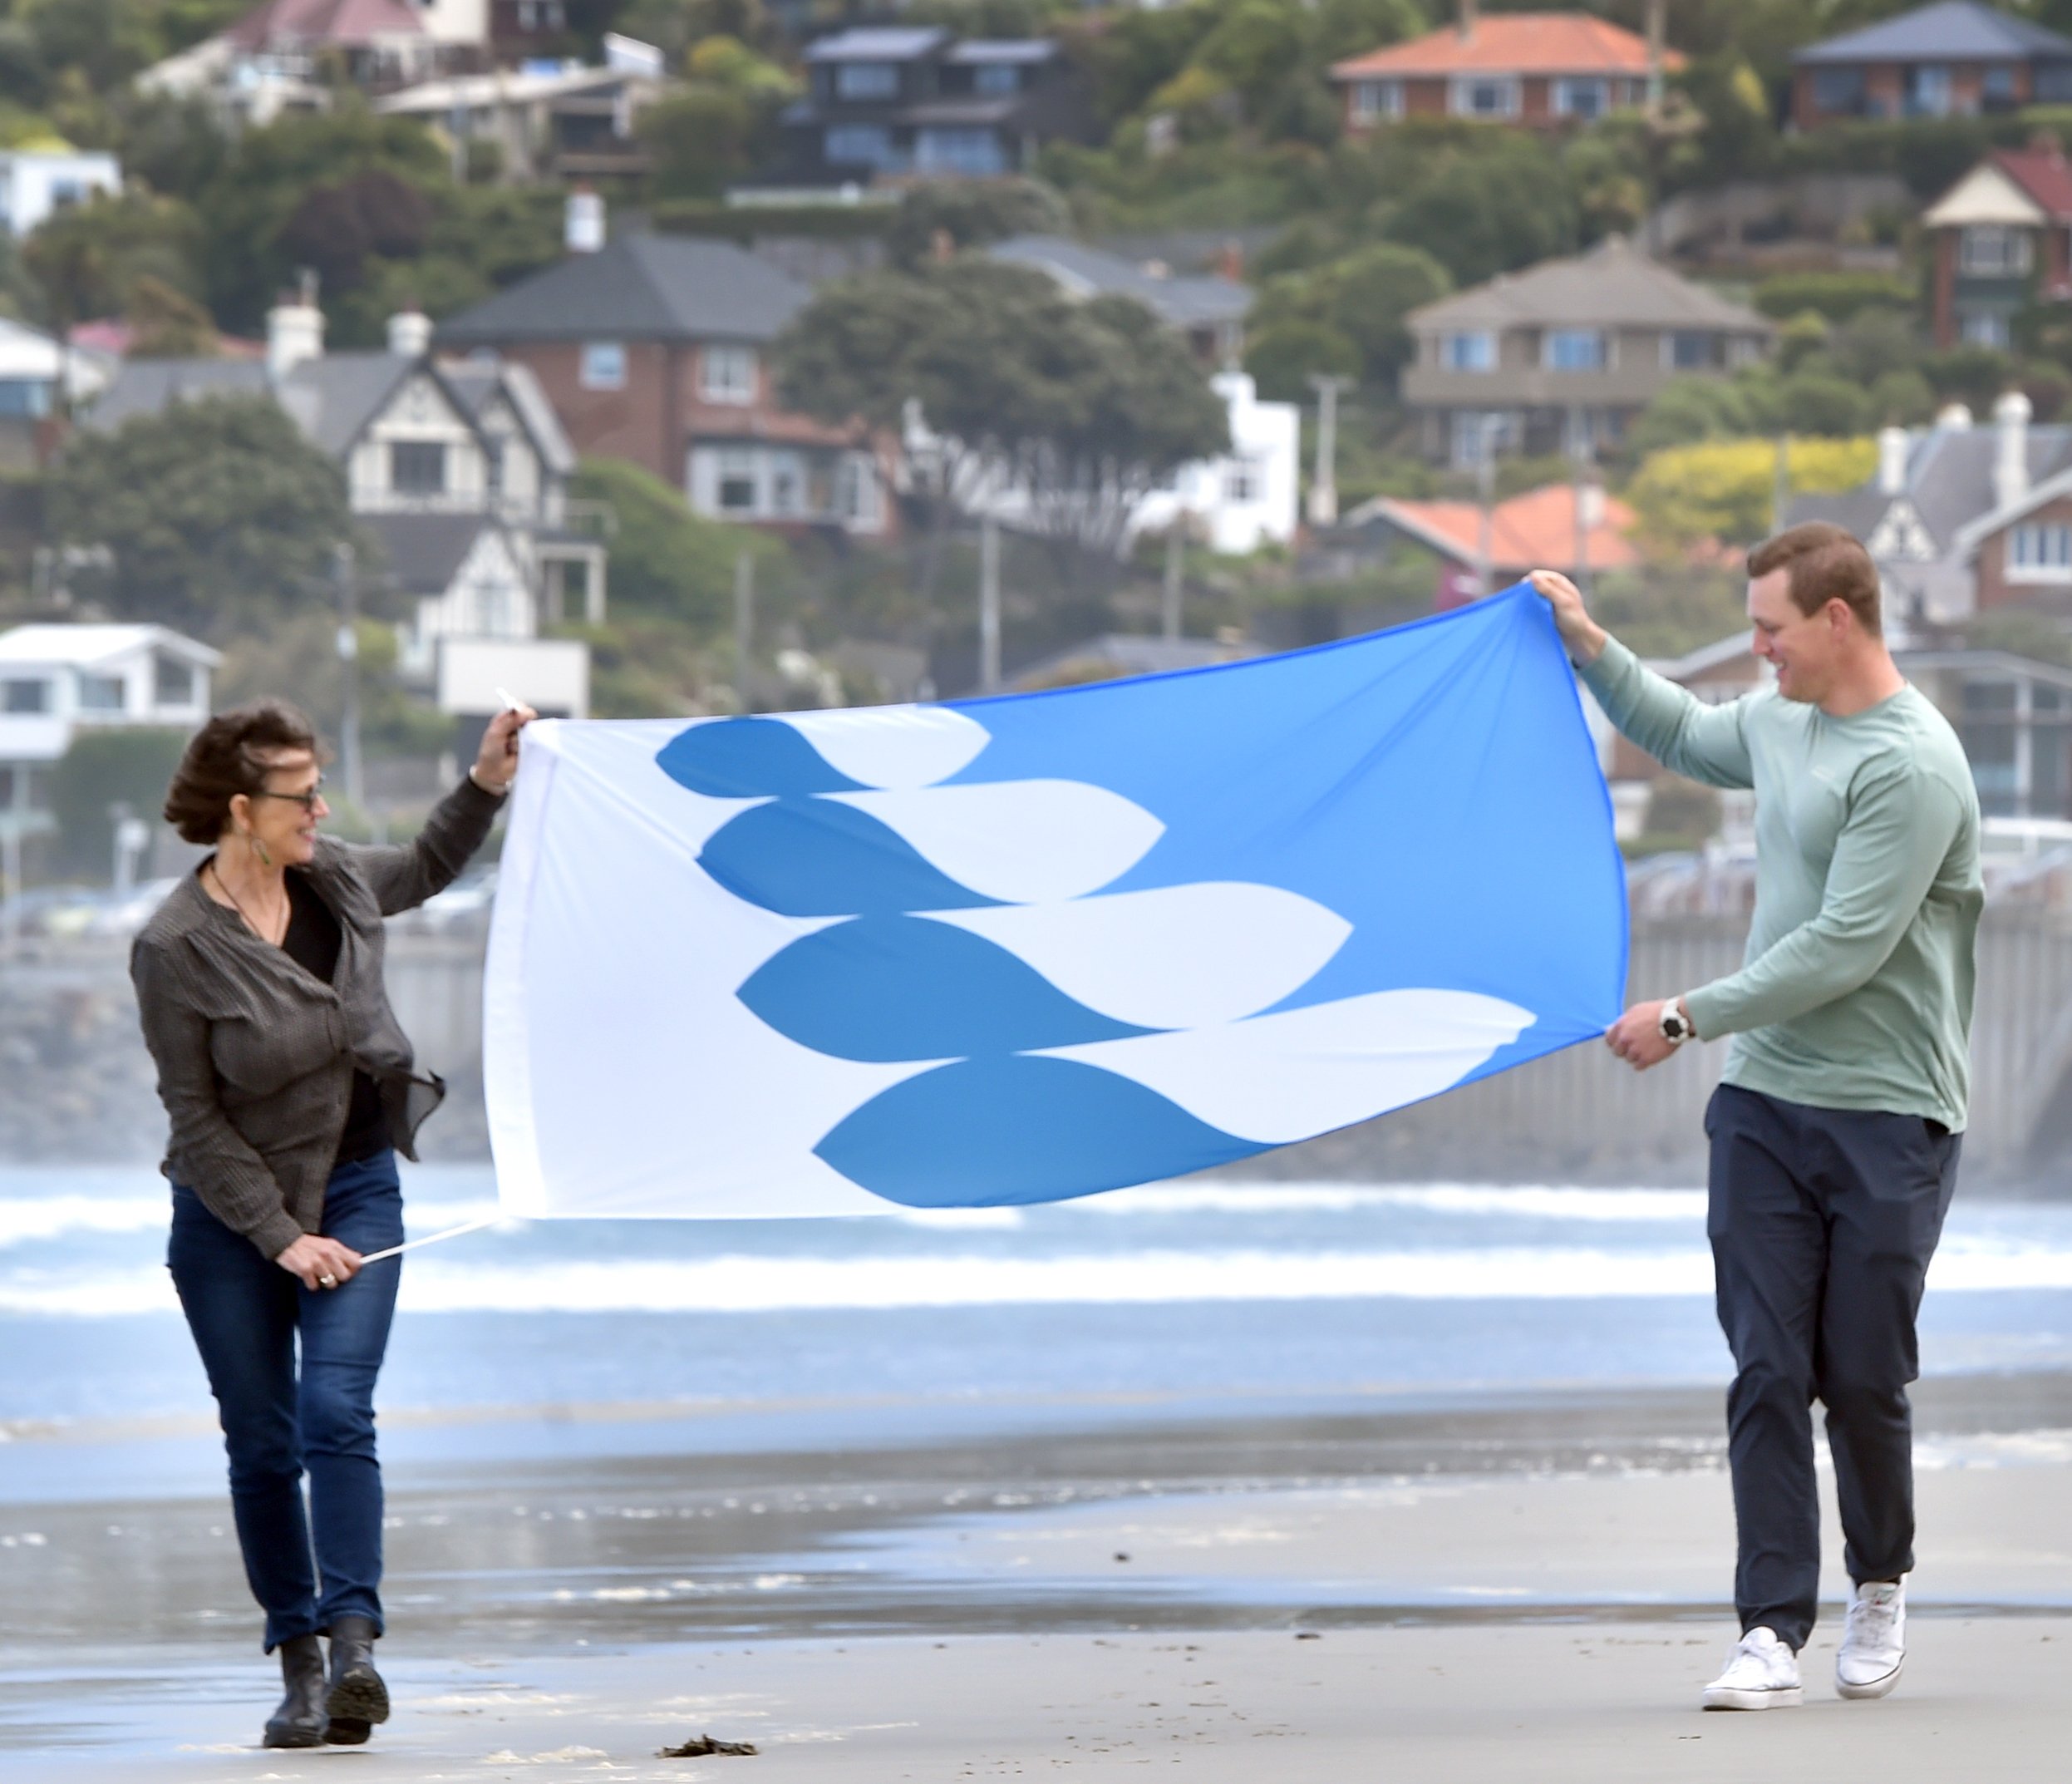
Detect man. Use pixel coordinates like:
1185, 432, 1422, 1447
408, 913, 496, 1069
1530, 523, 1981, 1713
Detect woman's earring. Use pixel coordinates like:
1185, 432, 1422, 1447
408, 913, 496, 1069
246, 828, 271, 870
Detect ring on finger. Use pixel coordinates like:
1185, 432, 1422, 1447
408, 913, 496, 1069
319, 1273, 337, 1288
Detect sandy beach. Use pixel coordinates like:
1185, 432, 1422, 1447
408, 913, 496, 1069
8, 1374, 2072, 1781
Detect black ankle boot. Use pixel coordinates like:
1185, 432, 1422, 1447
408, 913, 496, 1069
262, 1634, 328, 1749
322, 1614, 391, 1745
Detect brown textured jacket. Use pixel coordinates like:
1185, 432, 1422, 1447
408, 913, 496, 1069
130, 777, 504, 1259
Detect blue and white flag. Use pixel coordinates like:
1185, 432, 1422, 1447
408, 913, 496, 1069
485, 585, 1627, 1219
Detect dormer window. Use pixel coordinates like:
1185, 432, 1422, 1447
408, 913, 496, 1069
391, 441, 447, 495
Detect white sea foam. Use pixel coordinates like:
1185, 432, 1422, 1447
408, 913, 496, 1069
9, 1237, 2072, 1318
0, 1197, 503, 1250
1082, 1184, 1711, 1221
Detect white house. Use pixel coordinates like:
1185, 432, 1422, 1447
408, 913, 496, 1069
0, 148, 121, 238
0, 317, 108, 423
0, 625, 219, 845
86, 297, 603, 721
1131, 372, 1301, 556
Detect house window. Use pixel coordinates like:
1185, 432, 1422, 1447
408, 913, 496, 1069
1351, 79, 1403, 123
834, 62, 899, 101
153, 654, 194, 707
1449, 411, 1515, 469
1450, 76, 1518, 119
835, 454, 879, 526
973, 63, 1021, 96
825, 123, 895, 169
1545, 328, 1607, 371
716, 448, 758, 514
1553, 77, 1607, 120
1224, 458, 1260, 503
1663, 331, 1715, 371
701, 344, 757, 404
0, 378, 52, 417
391, 441, 447, 495
1983, 64, 2018, 109
580, 341, 627, 390
48, 179, 86, 212
2010, 523, 2072, 580
768, 451, 805, 516
2, 677, 48, 714
0, 765, 13, 812
1811, 68, 1866, 115
916, 128, 1007, 175
1960, 225, 2032, 276
76, 673, 126, 712
2040, 62, 2072, 104
1905, 64, 1951, 117
1961, 311, 2014, 350
1442, 330, 1496, 371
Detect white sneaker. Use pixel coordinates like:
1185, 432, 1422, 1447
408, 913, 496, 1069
1836, 1579, 1905, 1700
1701, 1626, 1803, 1710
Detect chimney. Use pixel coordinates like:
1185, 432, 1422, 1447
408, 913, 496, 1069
1216, 238, 1244, 282
1578, 482, 1605, 530
386, 308, 432, 358
1458, 0, 1478, 39
1994, 387, 2033, 510
1877, 425, 1910, 495
267, 274, 324, 381
565, 185, 605, 254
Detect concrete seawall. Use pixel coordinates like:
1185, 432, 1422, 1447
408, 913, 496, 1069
10, 917, 2072, 1185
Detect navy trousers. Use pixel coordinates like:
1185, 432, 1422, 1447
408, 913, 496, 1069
1705, 1084, 1961, 1652
168, 1151, 405, 1653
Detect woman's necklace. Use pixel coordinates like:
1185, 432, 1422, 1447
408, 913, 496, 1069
209, 860, 288, 946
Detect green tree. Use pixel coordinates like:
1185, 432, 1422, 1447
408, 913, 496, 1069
47, 726, 189, 882
47, 396, 357, 635
887, 178, 1073, 269
1244, 317, 1360, 402
568, 456, 777, 631
775, 259, 1226, 587
637, 85, 759, 201
21, 189, 205, 327
1381, 136, 1578, 287
1249, 240, 1450, 391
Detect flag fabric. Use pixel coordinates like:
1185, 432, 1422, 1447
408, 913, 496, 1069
484, 584, 1627, 1220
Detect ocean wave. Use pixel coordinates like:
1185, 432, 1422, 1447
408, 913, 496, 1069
8, 1239, 2072, 1318
1082, 1184, 1710, 1221
0, 1197, 503, 1251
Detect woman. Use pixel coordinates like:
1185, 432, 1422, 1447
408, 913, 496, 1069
131, 697, 532, 1749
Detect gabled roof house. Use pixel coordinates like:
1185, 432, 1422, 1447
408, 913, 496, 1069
1791, 2, 2072, 127
1922, 139, 2072, 349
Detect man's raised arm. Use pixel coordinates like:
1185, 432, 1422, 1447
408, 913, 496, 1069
1528, 569, 1755, 793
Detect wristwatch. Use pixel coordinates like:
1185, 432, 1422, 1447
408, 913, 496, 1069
1659, 999, 1695, 1046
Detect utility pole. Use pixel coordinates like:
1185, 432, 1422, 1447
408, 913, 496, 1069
1474, 415, 1500, 597
1163, 519, 1184, 642
1771, 432, 1792, 535
978, 512, 1002, 692
334, 542, 362, 811
734, 549, 756, 712
1307, 375, 1352, 527
1570, 408, 1594, 596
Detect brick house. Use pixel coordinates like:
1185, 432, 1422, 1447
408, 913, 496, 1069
1400, 234, 1772, 466
1331, 3, 1672, 133
437, 230, 890, 535
436, 231, 892, 537
1790, 1, 2072, 129
1922, 139, 2072, 349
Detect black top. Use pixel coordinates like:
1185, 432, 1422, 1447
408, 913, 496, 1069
282, 874, 393, 1167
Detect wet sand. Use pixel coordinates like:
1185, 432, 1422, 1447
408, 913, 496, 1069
7, 1377, 2072, 1778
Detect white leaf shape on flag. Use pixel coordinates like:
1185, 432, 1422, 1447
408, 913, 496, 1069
1037, 988, 1535, 1145
829, 781, 1165, 904
928, 883, 1351, 1028
778, 706, 991, 790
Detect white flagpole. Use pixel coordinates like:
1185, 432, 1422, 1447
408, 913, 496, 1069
357, 1215, 503, 1266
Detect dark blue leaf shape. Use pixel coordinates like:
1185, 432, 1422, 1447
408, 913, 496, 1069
701, 800, 998, 917
815, 1057, 1266, 1207
657, 717, 866, 799
740, 916, 1153, 1061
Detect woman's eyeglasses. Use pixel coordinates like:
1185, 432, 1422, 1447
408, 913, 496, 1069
253, 780, 327, 813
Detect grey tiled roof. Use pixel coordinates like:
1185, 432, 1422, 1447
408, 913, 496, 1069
1789, 420, 2072, 551
1409, 234, 1773, 333
1794, 2, 2072, 65
988, 235, 1252, 328
361, 511, 502, 594
441, 359, 577, 476
86, 352, 424, 457
803, 27, 947, 62
434, 234, 813, 346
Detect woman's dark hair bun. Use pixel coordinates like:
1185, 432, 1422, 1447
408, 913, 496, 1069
163, 701, 326, 845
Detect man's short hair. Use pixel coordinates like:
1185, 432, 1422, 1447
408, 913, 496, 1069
1746, 523, 1882, 636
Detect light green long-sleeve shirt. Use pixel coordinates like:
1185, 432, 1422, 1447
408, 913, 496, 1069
1582, 638, 1983, 1131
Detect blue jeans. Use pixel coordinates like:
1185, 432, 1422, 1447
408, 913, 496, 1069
169, 1151, 406, 1653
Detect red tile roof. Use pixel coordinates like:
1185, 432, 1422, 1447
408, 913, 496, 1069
1332, 12, 1680, 81
228, 0, 427, 51
1376, 484, 1638, 575
1991, 145, 2072, 221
